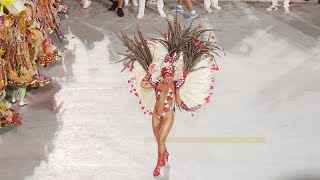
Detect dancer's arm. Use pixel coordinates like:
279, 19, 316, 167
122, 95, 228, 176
140, 64, 157, 89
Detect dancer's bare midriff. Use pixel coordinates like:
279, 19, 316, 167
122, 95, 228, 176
154, 82, 175, 119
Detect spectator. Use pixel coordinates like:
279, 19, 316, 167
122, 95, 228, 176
204, 0, 221, 13
266, 0, 290, 14
171, 0, 199, 20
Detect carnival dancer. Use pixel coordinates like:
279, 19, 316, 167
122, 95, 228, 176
118, 18, 224, 176
171, 0, 199, 20
136, 0, 166, 19
0, 10, 50, 106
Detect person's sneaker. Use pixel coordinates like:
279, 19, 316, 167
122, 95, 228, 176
158, 9, 166, 17
284, 6, 290, 14
204, 7, 213, 13
124, 1, 129, 6
171, 5, 184, 13
186, 12, 199, 20
117, 8, 124, 17
109, 2, 118, 11
266, 5, 278, 11
213, 5, 221, 10
19, 99, 29, 106
82, 0, 91, 8
136, 11, 144, 19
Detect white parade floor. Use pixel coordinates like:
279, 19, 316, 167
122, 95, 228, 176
0, 1, 320, 180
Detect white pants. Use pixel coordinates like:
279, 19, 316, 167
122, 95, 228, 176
81, 0, 91, 3
204, 0, 219, 8
138, 0, 164, 12
272, 0, 290, 8
125, 0, 138, 5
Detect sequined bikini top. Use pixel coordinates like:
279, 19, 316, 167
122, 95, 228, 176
155, 87, 174, 100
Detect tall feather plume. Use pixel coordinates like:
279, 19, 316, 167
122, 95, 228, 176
153, 15, 223, 73
183, 28, 223, 72
117, 15, 224, 73
116, 29, 153, 72
154, 18, 194, 55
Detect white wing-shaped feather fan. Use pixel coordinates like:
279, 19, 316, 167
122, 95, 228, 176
179, 58, 215, 108
127, 41, 168, 115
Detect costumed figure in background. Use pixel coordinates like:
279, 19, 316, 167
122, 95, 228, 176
0, 49, 21, 128
118, 17, 224, 176
0, 9, 51, 106
136, 0, 166, 19
24, 1, 63, 67
33, 0, 65, 43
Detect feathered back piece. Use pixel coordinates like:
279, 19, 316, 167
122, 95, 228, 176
117, 30, 153, 72
182, 26, 223, 73
155, 19, 194, 55
154, 17, 223, 73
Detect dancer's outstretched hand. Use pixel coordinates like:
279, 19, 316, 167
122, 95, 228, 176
188, 106, 199, 112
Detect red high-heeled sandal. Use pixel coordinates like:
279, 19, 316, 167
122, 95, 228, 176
153, 152, 165, 176
164, 151, 169, 164
160, 150, 169, 166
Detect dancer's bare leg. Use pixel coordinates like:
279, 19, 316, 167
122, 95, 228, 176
152, 112, 173, 176
152, 113, 162, 147
158, 111, 174, 153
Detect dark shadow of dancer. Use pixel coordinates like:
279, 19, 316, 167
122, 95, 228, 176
0, 2, 103, 179
0, 79, 63, 180
61, 0, 105, 51
0, 8, 79, 180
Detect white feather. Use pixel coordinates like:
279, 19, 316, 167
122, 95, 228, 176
180, 58, 214, 107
